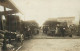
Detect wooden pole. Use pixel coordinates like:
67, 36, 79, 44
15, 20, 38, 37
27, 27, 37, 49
0, 16, 3, 30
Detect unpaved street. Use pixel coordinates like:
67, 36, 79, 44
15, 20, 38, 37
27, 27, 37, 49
19, 39, 80, 51
19, 30, 80, 51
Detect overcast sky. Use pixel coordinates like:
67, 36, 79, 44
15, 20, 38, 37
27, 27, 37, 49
12, 0, 80, 17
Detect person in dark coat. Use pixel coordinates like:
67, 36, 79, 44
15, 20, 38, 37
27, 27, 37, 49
26, 26, 31, 39
45, 27, 49, 34
60, 26, 65, 37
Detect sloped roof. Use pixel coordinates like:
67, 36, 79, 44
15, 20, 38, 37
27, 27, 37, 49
0, 0, 21, 15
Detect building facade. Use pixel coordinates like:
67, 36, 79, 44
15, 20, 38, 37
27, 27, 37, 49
57, 17, 75, 26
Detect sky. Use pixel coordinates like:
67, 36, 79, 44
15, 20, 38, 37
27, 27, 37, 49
1, 0, 80, 26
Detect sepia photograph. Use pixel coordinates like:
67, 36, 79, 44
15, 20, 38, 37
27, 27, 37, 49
0, 0, 80, 51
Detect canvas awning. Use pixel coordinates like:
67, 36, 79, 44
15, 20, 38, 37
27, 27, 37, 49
0, 0, 22, 15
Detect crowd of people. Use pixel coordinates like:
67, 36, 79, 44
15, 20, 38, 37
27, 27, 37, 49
24, 26, 39, 39
42, 24, 78, 37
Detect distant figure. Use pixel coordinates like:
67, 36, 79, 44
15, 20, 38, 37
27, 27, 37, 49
43, 27, 45, 33
69, 25, 75, 37
78, 25, 80, 36
60, 26, 65, 37
55, 24, 60, 36
24, 26, 31, 39
27, 26, 31, 39
37, 29, 39, 34
43, 26, 49, 34
55, 26, 59, 35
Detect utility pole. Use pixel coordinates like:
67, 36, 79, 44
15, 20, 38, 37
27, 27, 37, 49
2, 6, 6, 30
0, 16, 3, 30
